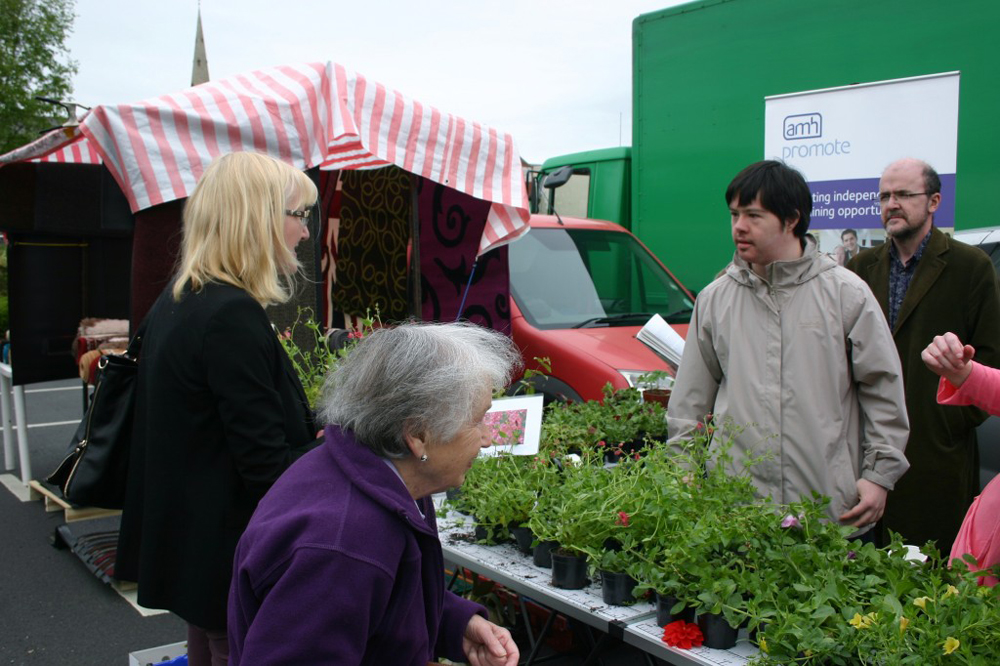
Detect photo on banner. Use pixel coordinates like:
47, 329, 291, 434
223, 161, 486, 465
763, 72, 959, 259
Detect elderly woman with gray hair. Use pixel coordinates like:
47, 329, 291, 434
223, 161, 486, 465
228, 322, 522, 666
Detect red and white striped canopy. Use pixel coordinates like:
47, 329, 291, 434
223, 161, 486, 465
0, 62, 530, 255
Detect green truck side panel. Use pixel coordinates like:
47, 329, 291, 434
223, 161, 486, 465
540, 148, 631, 226
632, 0, 1000, 290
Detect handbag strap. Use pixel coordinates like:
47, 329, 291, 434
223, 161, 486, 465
124, 315, 150, 359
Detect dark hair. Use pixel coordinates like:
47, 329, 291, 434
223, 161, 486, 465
725, 160, 812, 237
841, 228, 857, 240
922, 163, 942, 196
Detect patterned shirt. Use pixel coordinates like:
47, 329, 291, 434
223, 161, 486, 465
888, 230, 932, 329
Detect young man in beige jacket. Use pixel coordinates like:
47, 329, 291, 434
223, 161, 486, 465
667, 160, 910, 540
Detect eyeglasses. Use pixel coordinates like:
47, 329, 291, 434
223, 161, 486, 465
878, 191, 930, 204
285, 208, 311, 227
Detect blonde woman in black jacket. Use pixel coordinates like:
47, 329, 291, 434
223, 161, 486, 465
116, 152, 318, 666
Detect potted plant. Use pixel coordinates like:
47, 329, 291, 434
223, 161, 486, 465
637, 369, 673, 407
277, 307, 378, 411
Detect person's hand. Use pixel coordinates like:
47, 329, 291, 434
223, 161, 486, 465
839, 478, 888, 528
921, 332, 975, 387
462, 614, 519, 666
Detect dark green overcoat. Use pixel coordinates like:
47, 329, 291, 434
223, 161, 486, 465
848, 227, 1000, 551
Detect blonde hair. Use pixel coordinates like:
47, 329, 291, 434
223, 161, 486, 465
172, 152, 318, 305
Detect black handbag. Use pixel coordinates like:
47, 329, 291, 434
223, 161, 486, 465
46, 325, 144, 509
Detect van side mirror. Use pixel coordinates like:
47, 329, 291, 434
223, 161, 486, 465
541, 165, 574, 190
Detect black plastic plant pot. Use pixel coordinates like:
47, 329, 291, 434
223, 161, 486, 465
697, 612, 738, 650
655, 593, 695, 626
473, 523, 506, 545
532, 540, 559, 568
510, 525, 534, 555
600, 570, 637, 605
550, 550, 589, 589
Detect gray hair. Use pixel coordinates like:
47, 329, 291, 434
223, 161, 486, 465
319, 322, 521, 458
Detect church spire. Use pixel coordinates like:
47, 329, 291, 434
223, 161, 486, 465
191, 2, 210, 86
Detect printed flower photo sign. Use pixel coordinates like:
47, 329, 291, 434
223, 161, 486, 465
479, 394, 544, 456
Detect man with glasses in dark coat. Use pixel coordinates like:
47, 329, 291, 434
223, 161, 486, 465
848, 157, 1000, 553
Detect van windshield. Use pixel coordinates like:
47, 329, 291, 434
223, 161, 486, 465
508, 228, 694, 330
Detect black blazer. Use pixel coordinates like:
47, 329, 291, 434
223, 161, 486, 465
116, 282, 315, 630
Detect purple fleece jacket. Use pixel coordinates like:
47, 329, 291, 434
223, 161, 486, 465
228, 424, 486, 665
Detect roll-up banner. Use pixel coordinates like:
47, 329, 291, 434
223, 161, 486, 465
765, 72, 959, 255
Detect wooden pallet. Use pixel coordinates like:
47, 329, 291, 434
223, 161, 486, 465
28, 480, 121, 523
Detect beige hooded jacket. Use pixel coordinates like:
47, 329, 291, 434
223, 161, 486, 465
667, 238, 910, 524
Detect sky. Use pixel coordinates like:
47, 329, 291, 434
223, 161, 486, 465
64, 0, 690, 164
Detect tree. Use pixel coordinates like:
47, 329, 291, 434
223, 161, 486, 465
0, 0, 77, 154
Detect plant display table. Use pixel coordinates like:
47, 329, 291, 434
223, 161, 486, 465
439, 514, 757, 666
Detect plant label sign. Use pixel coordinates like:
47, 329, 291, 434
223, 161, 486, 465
480, 394, 544, 456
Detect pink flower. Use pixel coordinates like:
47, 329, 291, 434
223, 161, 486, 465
597, 440, 606, 448
781, 514, 802, 530
616, 511, 630, 527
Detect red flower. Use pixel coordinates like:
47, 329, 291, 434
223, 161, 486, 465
695, 422, 704, 430
662, 620, 703, 649
597, 440, 606, 448
616, 511, 630, 527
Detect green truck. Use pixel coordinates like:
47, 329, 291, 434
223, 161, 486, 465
531, 0, 1000, 291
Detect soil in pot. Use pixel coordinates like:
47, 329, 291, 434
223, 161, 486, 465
697, 612, 738, 650
509, 525, 534, 555
600, 570, 637, 605
655, 593, 695, 626
532, 540, 559, 568
550, 549, 589, 589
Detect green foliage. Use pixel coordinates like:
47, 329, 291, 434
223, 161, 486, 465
503, 356, 550, 398
449, 405, 1000, 663
453, 452, 558, 532
0, 0, 78, 153
277, 308, 377, 409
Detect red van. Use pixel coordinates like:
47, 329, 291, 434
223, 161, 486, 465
508, 214, 696, 403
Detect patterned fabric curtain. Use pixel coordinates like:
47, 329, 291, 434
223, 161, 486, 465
331, 167, 411, 321
418, 178, 510, 333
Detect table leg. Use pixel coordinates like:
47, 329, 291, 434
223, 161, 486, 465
578, 625, 611, 666
522, 609, 558, 666
446, 567, 460, 592
0, 368, 12, 471
13, 384, 30, 484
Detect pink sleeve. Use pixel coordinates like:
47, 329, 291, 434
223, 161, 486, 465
937, 361, 1000, 416
950, 475, 1000, 587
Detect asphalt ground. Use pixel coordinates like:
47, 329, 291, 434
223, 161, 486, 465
0, 378, 652, 665
0, 378, 185, 665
